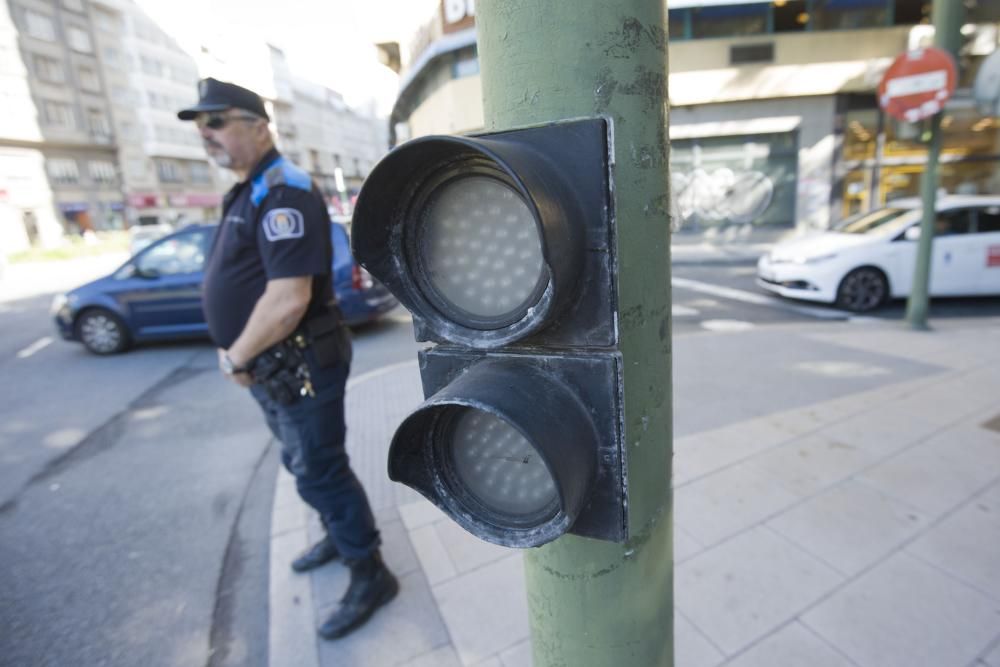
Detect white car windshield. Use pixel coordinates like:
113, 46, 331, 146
833, 207, 913, 235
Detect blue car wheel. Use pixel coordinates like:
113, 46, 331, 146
76, 308, 131, 355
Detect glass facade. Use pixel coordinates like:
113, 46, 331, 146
665, 0, 986, 41
671, 132, 799, 230
840, 102, 1000, 218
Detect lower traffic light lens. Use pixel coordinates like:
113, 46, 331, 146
416, 175, 545, 327
445, 408, 558, 520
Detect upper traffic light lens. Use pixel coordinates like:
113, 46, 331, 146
447, 408, 558, 519
415, 175, 545, 328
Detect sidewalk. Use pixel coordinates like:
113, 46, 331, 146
0, 253, 129, 303
267, 314, 1000, 667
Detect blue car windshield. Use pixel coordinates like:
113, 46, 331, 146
832, 207, 912, 235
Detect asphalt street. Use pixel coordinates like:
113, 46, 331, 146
1, 259, 997, 666
0, 285, 420, 667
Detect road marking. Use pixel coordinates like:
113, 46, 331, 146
701, 319, 756, 332
671, 277, 849, 320
16, 336, 53, 359
672, 305, 700, 317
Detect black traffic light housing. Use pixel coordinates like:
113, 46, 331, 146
352, 119, 616, 348
352, 118, 626, 547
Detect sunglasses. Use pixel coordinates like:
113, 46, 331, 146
195, 112, 260, 130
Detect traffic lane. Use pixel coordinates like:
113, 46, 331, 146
671, 262, 1000, 330
0, 355, 270, 667
0, 294, 59, 365
0, 335, 210, 510
671, 264, 845, 335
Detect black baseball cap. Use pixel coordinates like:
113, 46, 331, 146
177, 77, 270, 121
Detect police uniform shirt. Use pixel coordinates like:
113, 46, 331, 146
202, 148, 333, 349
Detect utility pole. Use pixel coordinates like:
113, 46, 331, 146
905, 0, 964, 329
477, 2, 673, 665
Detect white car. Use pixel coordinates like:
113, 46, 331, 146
757, 195, 1000, 312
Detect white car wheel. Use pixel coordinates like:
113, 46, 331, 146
836, 267, 888, 312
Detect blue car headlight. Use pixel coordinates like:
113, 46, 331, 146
50, 293, 68, 315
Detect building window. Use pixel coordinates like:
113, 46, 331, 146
156, 160, 183, 183
668, 9, 690, 40
452, 50, 479, 78
87, 109, 112, 138
23, 10, 56, 41
89, 161, 117, 185
66, 25, 93, 53
773, 0, 808, 32
93, 9, 120, 31
62, 0, 85, 12
189, 162, 211, 184
33, 55, 65, 83
811, 0, 889, 31
102, 46, 120, 66
78, 66, 101, 92
41, 100, 76, 129
730, 43, 775, 65
47, 158, 80, 185
671, 132, 799, 229
140, 56, 162, 77
691, 3, 769, 39
965, 0, 1000, 23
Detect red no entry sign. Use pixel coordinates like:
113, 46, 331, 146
878, 47, 957, 123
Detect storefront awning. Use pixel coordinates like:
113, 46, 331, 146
670, 116, 801, 139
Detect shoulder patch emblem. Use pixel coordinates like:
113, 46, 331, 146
262, 208, 304, 241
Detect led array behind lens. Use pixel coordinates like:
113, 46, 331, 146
450, 409, 556, 517
419, 176, 544, 321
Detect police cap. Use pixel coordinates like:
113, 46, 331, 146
177, 77, 270, 121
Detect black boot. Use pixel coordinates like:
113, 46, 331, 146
291, 535, 340, 573
318, 551, 399, 639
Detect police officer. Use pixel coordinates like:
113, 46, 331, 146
178, 78, 397, 639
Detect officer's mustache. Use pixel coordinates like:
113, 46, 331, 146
203, 139, 225, 151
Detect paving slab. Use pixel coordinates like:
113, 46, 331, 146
432, 554, 530, 666
859, 423, 1000, 517
674, 460, 801, 546
675, 611, 725, 667
767, 480, 928, 576
803, 552, 1000, 667
906, 480, 1000, 600
676, 526, 843, 656
725, 622, 854, 667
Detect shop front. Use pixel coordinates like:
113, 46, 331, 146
838, 96, 1000, 219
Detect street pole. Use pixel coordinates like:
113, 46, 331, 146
477, 2, 673, 666
905, 0, 963, 329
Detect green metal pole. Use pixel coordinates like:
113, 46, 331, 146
477, 2, 673, 666
904, 0, 963, 329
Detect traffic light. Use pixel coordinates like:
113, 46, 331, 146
352, 118, 625, 548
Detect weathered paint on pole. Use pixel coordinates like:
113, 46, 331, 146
477, 2, 673, 665
905, 0, 964, 330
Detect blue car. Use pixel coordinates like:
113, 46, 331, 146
52, 222, 398, 354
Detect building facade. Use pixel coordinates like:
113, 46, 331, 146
197, 40, 389, 216
385, 0, 1000, 234
1, 0, 121, 252
90, 0, 221, 227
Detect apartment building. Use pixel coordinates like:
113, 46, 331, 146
90, 0, 220, 226
383, 0, 1000, 233
198, 40, 389, 214
1, 0, 120, 251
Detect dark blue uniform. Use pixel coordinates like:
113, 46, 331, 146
204, 149, 380, 560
